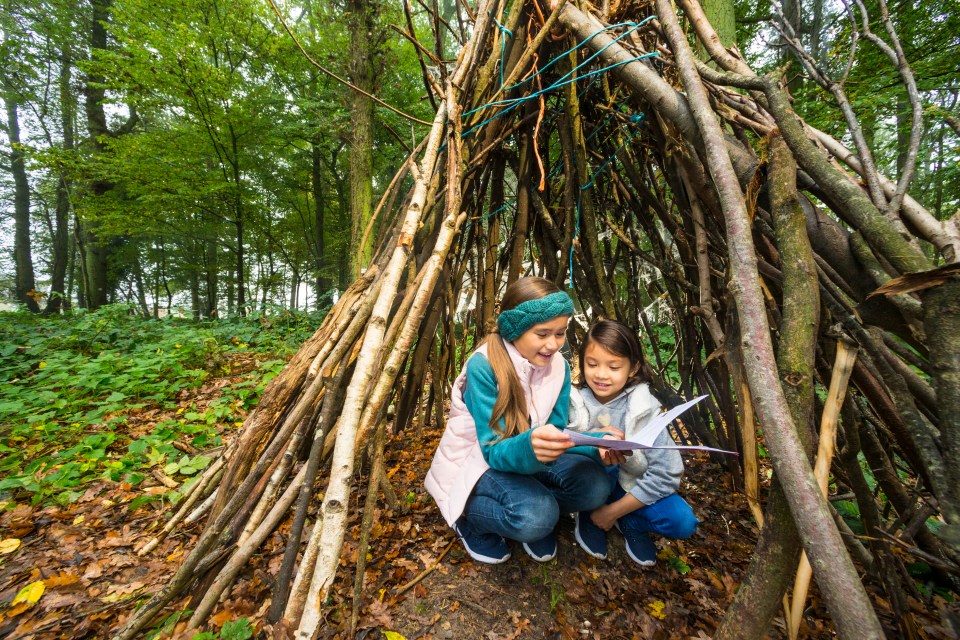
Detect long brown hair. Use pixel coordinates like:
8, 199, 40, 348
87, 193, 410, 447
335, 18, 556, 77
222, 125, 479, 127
578, 319, 654, 389
485, 277, 566, 439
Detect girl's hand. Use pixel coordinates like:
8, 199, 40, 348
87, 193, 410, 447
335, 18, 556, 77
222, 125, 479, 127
531, 424, 573, 463
592, 494, 644, 531
599, 441, 628, 465
590, 504, 619, 531
597, 428, 631, 466
599, 427, 625, 440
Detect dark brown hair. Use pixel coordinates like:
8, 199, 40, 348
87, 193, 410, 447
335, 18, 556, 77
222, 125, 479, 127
486, 277, 567, 438
578, 319, 653, 388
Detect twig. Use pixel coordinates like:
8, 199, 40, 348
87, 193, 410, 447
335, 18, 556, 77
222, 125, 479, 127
395, 538, 457, 596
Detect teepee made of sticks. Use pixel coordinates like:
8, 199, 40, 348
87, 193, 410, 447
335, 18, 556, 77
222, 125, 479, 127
114, 1, 960, 638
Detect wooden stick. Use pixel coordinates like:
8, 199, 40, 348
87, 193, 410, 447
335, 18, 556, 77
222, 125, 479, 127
187, 464, 308, 628
395, 538, 457, 596
350, 425, 388, 636
740, 380, 764, 528
787, 338, 859, 640
137, 455, 226, 556
288, 96, 453, 638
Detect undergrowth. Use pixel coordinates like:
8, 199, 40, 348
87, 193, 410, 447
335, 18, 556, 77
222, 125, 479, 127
0, 305, 323, 506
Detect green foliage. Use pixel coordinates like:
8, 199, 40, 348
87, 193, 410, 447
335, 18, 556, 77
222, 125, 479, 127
145, 609, 253, 640
189, 618, 254, 640
0, 305, 320, 505
735, 0, 960, 227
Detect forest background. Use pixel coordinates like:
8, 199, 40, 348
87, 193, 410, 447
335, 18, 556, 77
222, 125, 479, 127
1, 0, 957, 317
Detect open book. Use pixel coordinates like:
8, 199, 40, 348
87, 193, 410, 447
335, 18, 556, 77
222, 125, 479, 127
566, 395, 738, 455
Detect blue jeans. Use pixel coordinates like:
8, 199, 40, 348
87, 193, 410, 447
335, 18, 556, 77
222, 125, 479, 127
462, 454, 609, 543
607, 466, 699, 539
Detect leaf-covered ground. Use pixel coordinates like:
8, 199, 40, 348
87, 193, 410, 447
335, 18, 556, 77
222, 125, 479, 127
1, 326, 959, 639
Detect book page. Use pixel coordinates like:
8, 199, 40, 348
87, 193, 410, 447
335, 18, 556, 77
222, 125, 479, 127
566, 395, 738, 455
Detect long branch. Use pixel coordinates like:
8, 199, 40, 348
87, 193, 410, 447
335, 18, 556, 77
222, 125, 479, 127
655, 1, 884, 636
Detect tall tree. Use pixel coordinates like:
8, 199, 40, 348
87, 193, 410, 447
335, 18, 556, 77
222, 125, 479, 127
79, 0, 138, 308
4, 95, 39, 311
2, 0, 40, 311
347, 0, 380, 278
41, 2, 79, 313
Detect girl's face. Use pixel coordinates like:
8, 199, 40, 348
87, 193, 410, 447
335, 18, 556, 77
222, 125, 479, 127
582, 341, 640, 404
512, 315, 570, 367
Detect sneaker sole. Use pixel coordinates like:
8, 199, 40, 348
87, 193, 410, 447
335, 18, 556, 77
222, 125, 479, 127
462, 545, 512, 564
623, 545, 656, 567
615, 522, 656, 567
522, 542, 557, 562
574, 514, 607, 560
455, 526, 512, 565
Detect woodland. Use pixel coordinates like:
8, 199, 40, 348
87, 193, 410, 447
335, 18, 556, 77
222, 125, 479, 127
1, 0, 960, 638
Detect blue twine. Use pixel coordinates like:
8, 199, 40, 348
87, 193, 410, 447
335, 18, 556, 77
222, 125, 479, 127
460, 17, 659, 139
464, 199, 515, 235
493, 17, 513, 89
460, 52, 658, 139
586, 111, 618, 144
464, 19, 653, 117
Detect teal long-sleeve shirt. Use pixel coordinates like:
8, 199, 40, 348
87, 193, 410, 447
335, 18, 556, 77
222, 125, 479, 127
463, 353, 602, 474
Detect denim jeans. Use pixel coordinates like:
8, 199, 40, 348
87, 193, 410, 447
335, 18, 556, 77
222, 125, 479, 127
607, 466, 699, 539
462, 454, 609, 543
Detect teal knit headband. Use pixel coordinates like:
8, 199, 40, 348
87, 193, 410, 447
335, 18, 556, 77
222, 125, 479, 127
496, 291, 575, 342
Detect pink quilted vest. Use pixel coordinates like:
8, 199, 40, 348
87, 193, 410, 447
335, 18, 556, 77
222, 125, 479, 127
424, 341, 569, 526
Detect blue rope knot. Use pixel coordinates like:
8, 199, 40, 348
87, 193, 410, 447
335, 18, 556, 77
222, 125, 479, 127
492, 18, 513, 38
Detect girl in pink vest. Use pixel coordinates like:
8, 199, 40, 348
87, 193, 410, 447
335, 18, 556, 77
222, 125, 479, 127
425, 277, 611, 564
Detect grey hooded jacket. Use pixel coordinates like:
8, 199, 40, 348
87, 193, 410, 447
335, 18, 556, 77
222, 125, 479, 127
568, 384, 684, 505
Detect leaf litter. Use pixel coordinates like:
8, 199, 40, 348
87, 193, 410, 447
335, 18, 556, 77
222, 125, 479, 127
2, 360, 959, 639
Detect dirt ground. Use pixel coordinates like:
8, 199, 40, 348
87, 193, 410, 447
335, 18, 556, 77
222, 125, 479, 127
1, 380, 959, 639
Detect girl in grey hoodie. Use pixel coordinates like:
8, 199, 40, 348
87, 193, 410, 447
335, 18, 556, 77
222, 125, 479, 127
567, 320, 699, 566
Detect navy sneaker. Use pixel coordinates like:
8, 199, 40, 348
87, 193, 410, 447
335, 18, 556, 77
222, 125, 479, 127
522, 531, 557, 562
617, 523, 657, 567
574, 512, 608, 559
454, 520, 511, 564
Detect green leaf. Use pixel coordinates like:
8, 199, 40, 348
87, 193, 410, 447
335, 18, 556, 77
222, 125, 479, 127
220, 618, 254, 640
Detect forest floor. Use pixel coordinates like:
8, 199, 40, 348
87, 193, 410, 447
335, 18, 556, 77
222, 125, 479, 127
1, 354, 958, 639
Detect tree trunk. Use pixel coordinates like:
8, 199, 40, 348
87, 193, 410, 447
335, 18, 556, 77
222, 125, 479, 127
234, 217, 246, 316
132, 252, 150, 318
312, 137, 330, 302
205, 236, 218, 317
348, 0, 377, 279
43, 41, 75, 314
5, 91, 40, 312
923, 279, 960, 550
699, 0, 736, 50
81, 0, 137, 309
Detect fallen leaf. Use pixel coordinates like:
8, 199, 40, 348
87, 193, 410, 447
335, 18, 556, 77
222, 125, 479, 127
83, 562, 103, 580
382, 632, 408, 640
211, 609, 235, 626
367, 599, 394, 627
0, 538, 20, 554
44, 571, 79, 588
12, 581, 45, 607
647, 599, 667, 620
